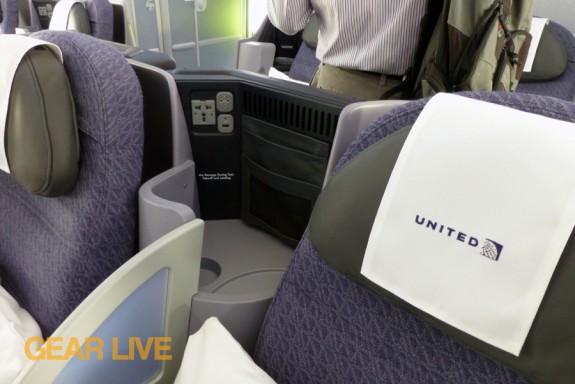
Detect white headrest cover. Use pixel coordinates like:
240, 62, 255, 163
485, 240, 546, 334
48, 0, 85, 31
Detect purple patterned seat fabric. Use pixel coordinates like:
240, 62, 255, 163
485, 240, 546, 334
287, 14, 320, 84
0, 31, 143, 335
517, 21, 575, 102
288, 42, 320, 84
254, 92, 575, 383
0, 0, 18, 34
84, 0, 113, 41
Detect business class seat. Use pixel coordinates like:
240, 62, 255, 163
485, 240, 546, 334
47, 0, 113, 40
252, 91, 575, 383
0, 30, 142, 336
0, 0, 18, 33
47, 0, 177, 69
0, 31, 203, 383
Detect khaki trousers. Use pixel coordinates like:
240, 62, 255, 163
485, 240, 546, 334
310, 63, 405, 100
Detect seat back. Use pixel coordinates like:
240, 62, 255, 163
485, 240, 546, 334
0, 30, 143, 336
0, 0, 18, 34
254, 92, 575, 383
287, 14, 319, 83
83, 0, 112, 39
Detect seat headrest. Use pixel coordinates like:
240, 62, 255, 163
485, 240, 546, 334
0, 35, 79, 196
308, 93, 575, 384
49, 0, 91, 35
521, 22, 568, 83
302, 13, 319, 49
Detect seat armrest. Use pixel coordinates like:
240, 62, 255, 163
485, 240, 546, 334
139, 160, 198, 249
16, 220, 204, 384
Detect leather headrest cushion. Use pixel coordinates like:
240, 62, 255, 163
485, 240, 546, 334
520, 23, 568, 83
6, 45, 79, 196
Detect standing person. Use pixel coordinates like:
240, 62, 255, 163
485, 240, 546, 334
267, 0, 427, 100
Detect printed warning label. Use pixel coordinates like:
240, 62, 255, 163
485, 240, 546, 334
198, 173, 235, 181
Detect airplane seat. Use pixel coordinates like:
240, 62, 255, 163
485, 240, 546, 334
252, 91, 575, 383
516, 21, 575, 102
1, 31, 203, 384
287, 13, 320, 83
43, 0, 113, 40
81, 0, 112, 40
0, 30, 143, 336
0, 0, 18, 34
37, 0, 177, 70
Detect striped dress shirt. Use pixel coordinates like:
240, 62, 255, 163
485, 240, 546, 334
267, 0, 427, 76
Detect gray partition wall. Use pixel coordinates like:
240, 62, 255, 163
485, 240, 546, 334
534, 0, 575, 33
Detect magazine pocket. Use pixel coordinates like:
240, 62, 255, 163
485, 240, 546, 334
241, 118, 329, 245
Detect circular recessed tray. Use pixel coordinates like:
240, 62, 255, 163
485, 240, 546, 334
198, 257, 221, 287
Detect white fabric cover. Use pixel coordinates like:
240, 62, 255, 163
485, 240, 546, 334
524, 17, 549, 72
0, 35, 63, 173
174, 317, 275, 384
362, 93, 575, 356
0, 286, 42, 383
48, 0, 85, 31
268, 67, 308, 85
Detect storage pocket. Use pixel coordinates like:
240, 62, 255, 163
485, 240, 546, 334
242, 117, 329, 246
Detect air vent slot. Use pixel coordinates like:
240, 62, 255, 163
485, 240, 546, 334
243, 89, 338, 142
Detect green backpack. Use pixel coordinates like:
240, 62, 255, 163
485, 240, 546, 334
412, 0, 533, 98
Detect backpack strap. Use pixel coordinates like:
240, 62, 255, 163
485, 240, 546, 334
389, 0, 444, 100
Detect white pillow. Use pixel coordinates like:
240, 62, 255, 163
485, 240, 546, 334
268, 67, 309, 85
0, 285, 42, 383
174, 317, 276, 384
